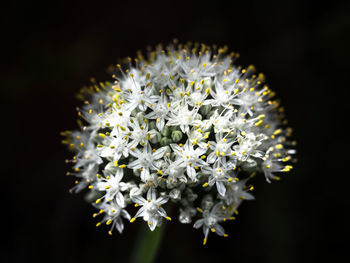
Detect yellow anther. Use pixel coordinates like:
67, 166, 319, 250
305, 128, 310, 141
146, 73, 150, 79
157, 170, 164, 175
273, 129, 282, 135
114, 160, 118, 167
255, 120, 263, 127
202, 182, 209, 188
99, 133, 106, 138
166, 216, 172, 221
119, 164, 126, 168
201, 155, 206, 159
205, 88, 210, 94
197, 207, 203, 213
266, 165, 271, 169
108, 231, 113, 236
202, 63, 207, 67
203, 238, 207, 245
211, 228, 215, 232
96, 222, 101, 227
95, 199, 101, 204
134, 203, 139, 207
190, 81, 195, 87
88, 185, 93, 189
106, 219, 112, 225
224, 234, 229, 237
130, 218, 136, 223
275, 144, 283, 149
228, 178, 233, 182
88, 109, 92, 114
220, 152, 225, 156
249, 186, 254, 191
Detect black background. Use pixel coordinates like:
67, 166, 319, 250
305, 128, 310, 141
2, 0, 349, 262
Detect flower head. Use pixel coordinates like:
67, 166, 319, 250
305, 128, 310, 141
62, 41, 296, 244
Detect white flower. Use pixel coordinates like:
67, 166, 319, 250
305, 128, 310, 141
128, 143, 167, 181
201, 160, 233, 196
95, 198, 131, 234
93, 168, 127, 202
130, 187, 170, 230
97, 130, 129, 161
221, 178, 255, 205
167, 103, 201, 133
127, 117, 156, 148
206, 132, 235, 164
193, 203, 228, 245
145, 93, 171, 131
170, 140, 207, 181
211, 109, 235, 133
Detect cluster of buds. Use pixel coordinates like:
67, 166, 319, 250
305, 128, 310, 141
62, 42, 296, 245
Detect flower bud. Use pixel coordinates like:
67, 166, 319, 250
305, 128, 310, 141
171, 130, 183, 142
150, 131, 161, 144
160, 137, 172, 146
161, 125, 171, 137
200, 104, 212, 116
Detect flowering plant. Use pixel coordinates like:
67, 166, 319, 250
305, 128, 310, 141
62, 42, 295, 245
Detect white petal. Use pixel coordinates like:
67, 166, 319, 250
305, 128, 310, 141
127, 160, 141, 169
216, 181, 226, 196
214, 224, 225, 236
207, 152, 217, 164
147, 187, 157, 201
153, 147, 166, 159
116, 192, 125, 207
187, 166, 196, 180
193, 219, 204, 229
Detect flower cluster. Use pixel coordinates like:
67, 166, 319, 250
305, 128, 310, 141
62, 42, 296, 245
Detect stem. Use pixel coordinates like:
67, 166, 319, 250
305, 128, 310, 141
130, 223, 165, 263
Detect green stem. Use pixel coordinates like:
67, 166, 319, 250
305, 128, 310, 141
130, 223, 165, 263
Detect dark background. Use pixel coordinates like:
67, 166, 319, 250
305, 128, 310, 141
2, 0, 349, 262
